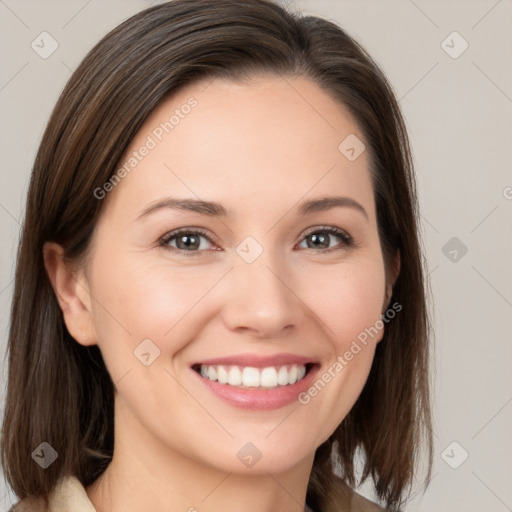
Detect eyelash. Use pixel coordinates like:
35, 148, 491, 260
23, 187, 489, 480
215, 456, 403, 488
158, 226, 355, 257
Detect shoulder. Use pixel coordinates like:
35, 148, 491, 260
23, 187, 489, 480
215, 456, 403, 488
327, 474, 388, 512
9, 475, 96, 512
9, 495, 48, 512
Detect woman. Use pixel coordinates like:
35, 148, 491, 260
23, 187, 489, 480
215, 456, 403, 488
1, 1, 433, 511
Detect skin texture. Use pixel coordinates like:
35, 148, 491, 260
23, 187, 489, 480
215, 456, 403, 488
44, 75, 399, 512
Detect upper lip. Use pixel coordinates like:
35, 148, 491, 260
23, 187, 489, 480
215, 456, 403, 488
191, 353, 318, 369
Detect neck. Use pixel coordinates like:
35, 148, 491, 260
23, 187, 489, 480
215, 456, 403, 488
86, 395, 315, 512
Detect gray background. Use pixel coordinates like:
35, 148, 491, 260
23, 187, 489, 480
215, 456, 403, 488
1, 0, 511, 510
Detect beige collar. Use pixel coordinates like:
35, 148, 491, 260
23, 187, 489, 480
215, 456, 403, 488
46, 476, 318, 512
47, 475, 97, 512
12, 474, 384, 512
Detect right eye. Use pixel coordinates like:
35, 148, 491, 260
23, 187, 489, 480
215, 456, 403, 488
159, 228, 218, 257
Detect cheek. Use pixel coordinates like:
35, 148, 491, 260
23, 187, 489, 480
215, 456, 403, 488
86, 251, 212, 378
292, 260, 386, 444
302, 257, 387, 348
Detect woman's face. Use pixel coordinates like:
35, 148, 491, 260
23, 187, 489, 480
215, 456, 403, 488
74, 75, 393, 475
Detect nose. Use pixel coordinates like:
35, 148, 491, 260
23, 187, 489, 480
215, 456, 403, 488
220, 252, 305, 339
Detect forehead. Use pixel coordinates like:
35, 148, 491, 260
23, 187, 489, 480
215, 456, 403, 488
101, 74, 375, 222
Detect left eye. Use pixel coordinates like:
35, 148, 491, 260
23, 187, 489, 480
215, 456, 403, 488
297, 226, 353, 251
159, 226, 353, 256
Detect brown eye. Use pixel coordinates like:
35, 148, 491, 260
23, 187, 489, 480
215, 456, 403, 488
159, 228, 216, 256
298, 226, 353, 252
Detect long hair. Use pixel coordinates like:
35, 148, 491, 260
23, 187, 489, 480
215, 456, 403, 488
1, 1, 433, 510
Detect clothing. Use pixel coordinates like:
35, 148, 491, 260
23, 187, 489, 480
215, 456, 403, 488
10, 474, 386, 511
9, 477, 315, 512
9, 476, 96, 512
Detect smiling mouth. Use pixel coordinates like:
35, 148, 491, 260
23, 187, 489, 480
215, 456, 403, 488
192, 363, 316, 389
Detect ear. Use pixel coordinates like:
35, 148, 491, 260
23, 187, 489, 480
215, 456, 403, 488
43, 242, 97, 346
383, 249, 401, 310
375, 250, 401, 345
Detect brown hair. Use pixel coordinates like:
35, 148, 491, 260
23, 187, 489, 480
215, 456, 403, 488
1, 1, 433, 510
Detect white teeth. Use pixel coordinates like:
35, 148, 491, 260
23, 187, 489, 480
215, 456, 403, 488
277, 366, 289, 385
217, 365, 229, 384
207, 366, 217, 381
242, 367, 260, 387
260, 367, 277, 388
197, 363, 308, 388
228, 366, 242, 386
288, 365, 298, 384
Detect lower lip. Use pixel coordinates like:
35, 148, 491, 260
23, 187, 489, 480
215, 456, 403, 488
191, 365, 320, 410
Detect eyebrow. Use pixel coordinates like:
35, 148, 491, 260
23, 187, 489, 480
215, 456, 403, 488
136, 195, 368, 221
